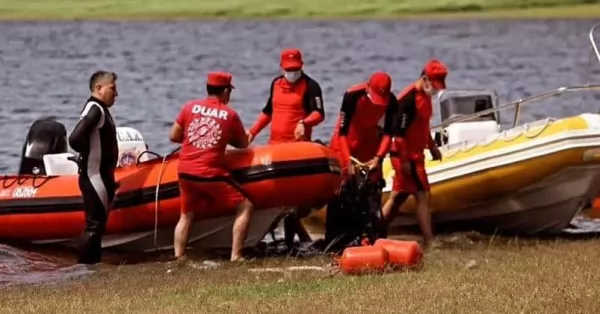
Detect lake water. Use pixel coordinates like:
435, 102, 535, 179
1, 20, 600, 171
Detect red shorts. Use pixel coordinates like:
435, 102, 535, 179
178, 173, 246, 215
390, 157, 430, 193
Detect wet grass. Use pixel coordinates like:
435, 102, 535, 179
2, 234, 600, 313
0, 0, 599, 20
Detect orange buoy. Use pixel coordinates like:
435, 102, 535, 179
339, 245, 389, 275
373, 239, 422, 268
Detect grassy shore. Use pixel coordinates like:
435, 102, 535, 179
0, 0, 600, 20
2, 234, 600, 313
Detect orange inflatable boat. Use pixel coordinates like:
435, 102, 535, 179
0, 119, 342, 253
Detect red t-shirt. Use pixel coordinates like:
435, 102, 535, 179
392, 83, 436, 161
249, 74, 325, 145
175, 97, 246, 177
328, 83, 397, 164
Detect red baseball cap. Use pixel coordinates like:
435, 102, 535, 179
280, 48, 303, 70
207, 71, 235, 89
367, 72, 392, 105
423, 59, 448, 89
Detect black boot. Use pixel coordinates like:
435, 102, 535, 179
77, 231, 103, 264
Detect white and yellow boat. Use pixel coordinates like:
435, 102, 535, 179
305, 23, 600, 236
383, 111, 600, 235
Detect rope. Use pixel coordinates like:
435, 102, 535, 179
154, 155, 168, 251
349, 156, 365, 167
153, 146, 181, 251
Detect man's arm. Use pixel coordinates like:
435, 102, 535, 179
374, 95, 398, 159
427, 133, 437, 149
169, 122, 184, 143
338, 91, 357, 164
392, 93, 417, 162
301, 78, 325, 127
68, 103, 103, 153
169, 106, 186, 143
249, 78, 276, 136
230, 112, 249, 149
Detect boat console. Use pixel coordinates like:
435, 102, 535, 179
17, 118, 150, 176
433, 89, 502, 147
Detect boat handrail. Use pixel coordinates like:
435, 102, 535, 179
431, 84, 600, 132
432, 23, 600, 133
590, 23, 600, 66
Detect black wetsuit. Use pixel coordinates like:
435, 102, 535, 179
68, 96, 119, 264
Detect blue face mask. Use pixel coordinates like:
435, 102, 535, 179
283, 70, 302, 83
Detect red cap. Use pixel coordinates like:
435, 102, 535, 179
206, 71, 235, 89
280, 48, 303, 70
367, 72, 392, 105
423, 59, 448, 89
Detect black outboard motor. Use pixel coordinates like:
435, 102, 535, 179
18, 118, 68, 175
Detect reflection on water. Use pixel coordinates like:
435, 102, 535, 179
0, 245, 95, 287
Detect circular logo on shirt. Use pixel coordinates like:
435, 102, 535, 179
188, 117, 222, 149
120, 151, 136, 167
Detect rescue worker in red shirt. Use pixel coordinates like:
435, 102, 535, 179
247, 48, 325, 144
381, 59, 447, 248
329, 72, 397, 177
247, 48, 325, 247
324, 71, 398, 248
169, 71, 253, 262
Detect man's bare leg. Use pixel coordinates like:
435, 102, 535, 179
381, 191, 410, 227
174, 211, 194, 258
414, 191, 435, 247
231, 198, 254, 261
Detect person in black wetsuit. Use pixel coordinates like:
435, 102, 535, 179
68, 71, 120, 265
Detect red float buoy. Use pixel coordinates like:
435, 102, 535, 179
373, 239, 422, 268
339, 245, 389, 275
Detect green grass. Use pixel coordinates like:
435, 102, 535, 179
2, 235, 600, 313
0, 0, 600, 20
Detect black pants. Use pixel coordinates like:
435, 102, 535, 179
77, 172, 116, 264
282, 206, 312, 245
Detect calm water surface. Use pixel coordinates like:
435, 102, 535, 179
1, 20, 600, 172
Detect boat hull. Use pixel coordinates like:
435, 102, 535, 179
389, 164, 600, 235
101, 207, 290, 253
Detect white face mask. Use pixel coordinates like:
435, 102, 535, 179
422, 77, 439, 96
283, 70, 301, 83
424, 86, 439, 96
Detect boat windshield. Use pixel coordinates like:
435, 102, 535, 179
438, 91, 498, 124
